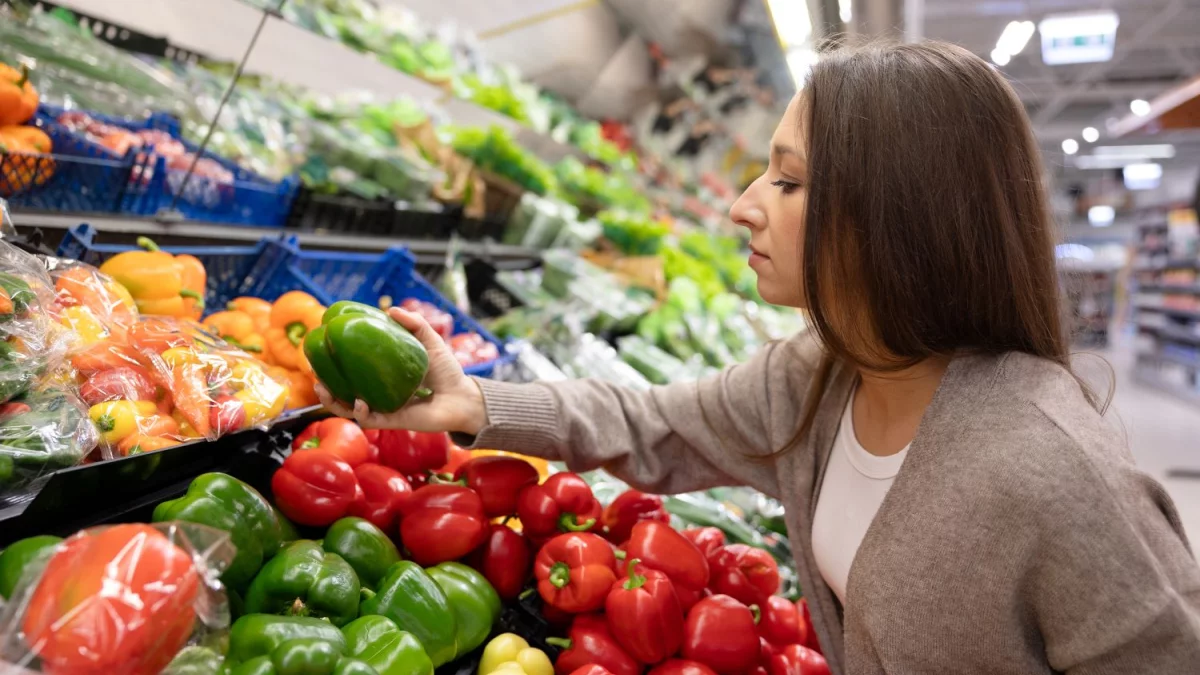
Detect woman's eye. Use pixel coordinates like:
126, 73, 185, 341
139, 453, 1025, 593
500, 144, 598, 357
769, 179, 800, 195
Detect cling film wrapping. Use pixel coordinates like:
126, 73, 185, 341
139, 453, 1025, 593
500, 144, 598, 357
0, 521, 235, 675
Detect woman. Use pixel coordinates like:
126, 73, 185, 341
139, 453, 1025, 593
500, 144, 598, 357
322, 42, 1200, 673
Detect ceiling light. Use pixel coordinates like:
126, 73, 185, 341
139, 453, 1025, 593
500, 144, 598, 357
1039, 11, 1119, 65
1088, 205, 1115, 227
786, 48, 819, 88
1073, 155, 1146, 170
990, 48, 1011, 66
1130, 99, 1151, 116
839, 0, 851, 23
765, 0, 812, 48
1061, 139, 1079, 155
996, 21, 1036, 56
1082, 127, 1099, 143
1123, 162, 1163, 191
1093, 144, 1174, 158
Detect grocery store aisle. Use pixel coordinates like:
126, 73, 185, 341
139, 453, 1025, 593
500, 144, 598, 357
1078, 329, 1200, 546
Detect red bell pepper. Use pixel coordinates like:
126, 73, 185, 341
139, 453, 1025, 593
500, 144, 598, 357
22, 524, 200, 675
398, 484, 487, 565
758, 596, 808, 648
347, 462, 412, 532
366, 428, 450, 476
617, 556, 706, 614
568, 666, 615, 675
682, 595, 760, 675
682, 527, 726, 557
758, 639, 779, 667
767, 645, 829, 675
601, 489, 670, 544
649, 661, 719, 675
294, 418, 374, 466
627, 521, 709, 591
272, 449, 363, 526
605, 558, 684, 664
535, 532, 616, 613
517, 472, 602, 542
547, 614, 640, 675
707, 545, 780, 606
79, 366, 157, 405
454, 455, 540, 518
468, 523, 532, 601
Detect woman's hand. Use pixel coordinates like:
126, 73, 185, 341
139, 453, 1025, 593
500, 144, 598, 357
314, 307, 488, 436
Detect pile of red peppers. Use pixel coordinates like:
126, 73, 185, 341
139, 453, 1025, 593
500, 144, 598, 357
272, 417, 828, 675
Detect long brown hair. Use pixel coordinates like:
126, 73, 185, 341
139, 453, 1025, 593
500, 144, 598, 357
793, 40, 1077, 440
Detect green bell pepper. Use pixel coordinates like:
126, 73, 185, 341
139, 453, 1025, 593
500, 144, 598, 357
0, 272, 34, 322
231, 657, 276, 675
359, 561, 457, 666
244, 540, 360, 626
334, 659, 380, 675
303, 302, 429, 413
272, 638, 342, 675
323, 517, 400, 590
341, 615, 433, 675
163, 646, 223, 675
427, 562, 501, 658
0, 340, 34, 402
153, 472, 284, 592
228, 614, 347, 663
0, 534, 61, 599
276, 506, 301, 543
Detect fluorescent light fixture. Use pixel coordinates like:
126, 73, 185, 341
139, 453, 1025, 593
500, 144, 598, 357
1039, 11, 1119, 65
990, 48, 1011, 66
1130, 99, 1151, 116
996, 21, 1036, 56
1088, 205, 1115, 227
839, 0, 852, 23
765, 0, 812, 48
1073, 155, 1143, 170
786, 48, 819, 88
1082, 127, 1099, 143
1062, 138, 1079, 155
1093, 144, 1175, 159
1056, 243, 1096, 261
1123, 162, 1163, 190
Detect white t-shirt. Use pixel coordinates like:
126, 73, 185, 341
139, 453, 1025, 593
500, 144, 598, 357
811, 393, 910, 604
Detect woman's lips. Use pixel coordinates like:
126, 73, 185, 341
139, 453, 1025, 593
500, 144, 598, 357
748, 245, 769, 268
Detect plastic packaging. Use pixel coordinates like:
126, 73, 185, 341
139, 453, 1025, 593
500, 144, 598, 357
0, 521, 235, 675
45, 258, 139, 350
0, 217, 70, 405
0, 387, 96, 494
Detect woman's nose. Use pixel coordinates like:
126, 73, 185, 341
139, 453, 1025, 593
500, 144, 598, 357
730, 187, 766, 232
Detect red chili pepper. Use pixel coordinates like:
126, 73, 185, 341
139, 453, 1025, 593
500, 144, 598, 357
568, 666, 615, 675
767, 645, 829, 675
682, 527, 726, 557
758, 596, 808, 648
468, 523, 532, 601
348, 462, 412, 532
682, 595, 760, 675
366, 428, 450, 476
398, 484, 487, 565
454, 455, 540, 518
627, 521, 709, 592
294, 418, 374, 466
518, 472, 602, 543
649, 661, 720, 675
706, 545, 780, 606
547, 614, 641, 675
601, 489, 671, 544
272, 450, 363, 526
535, 532, 616, 613
605, 558, 684, 664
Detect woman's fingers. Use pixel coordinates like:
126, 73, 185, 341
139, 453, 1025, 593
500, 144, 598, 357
388, 307, 448, 353
315, 383, 355, 419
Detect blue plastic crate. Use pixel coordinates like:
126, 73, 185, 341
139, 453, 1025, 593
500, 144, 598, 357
56, 224, 324, 311
41, 106, 299, 227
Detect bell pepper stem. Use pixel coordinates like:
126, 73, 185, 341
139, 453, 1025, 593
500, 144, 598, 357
288, 598, 309, 617
95, 414, 115, 433
15, 64, 29, 89
301, 436, 322, 450
360, 588, 376, 602
548, 562, 571, 589
428, 473, 465, 486
613, 549, 627, 560
558, 514, 595, 532
518, 588, 535, 601
545, 638, 572, 650
622, 558, 646, 590
749, 604, 761, 624
136, 236, 162, 252
179, 289, 206, 311
413, 387, 433, 400
285, 322, 307, 346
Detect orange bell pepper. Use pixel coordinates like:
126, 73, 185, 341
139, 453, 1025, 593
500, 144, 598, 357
99, 238, 206, 318
70, 340, 143, 375
0, 125, 54, 197
129, 317, 193, 354
267, 366, 319, 410
54, 266, 137, 327
203, 310, 265, 354
0, 63, 38, 126
228, 297, 272, 332
118, 434, 180, 456
265, 291, 324, 370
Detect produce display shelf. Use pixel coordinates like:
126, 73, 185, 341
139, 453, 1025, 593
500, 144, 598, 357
1136, 305, 1200, 322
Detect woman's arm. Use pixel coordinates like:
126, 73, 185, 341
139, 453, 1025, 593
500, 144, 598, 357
462, 338, 792, 498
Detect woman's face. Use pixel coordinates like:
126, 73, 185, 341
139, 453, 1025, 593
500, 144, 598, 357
729, 96, 807, 307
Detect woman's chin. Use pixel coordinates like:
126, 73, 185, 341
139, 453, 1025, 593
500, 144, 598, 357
756, 278, 804, 308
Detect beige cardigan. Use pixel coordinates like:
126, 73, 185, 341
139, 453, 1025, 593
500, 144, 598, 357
464, 332, 1200, 674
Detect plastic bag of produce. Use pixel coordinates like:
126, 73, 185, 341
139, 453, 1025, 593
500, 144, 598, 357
0, 386, 96, 495
44, 258, 139, 350
0, 231, 71, 404
0, 521, 235, 675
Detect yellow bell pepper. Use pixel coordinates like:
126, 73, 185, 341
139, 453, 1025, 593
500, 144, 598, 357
160, 346, 203, 370
235, 382, 288, 425
478, 634, 554, 675
60, 305, 107, 347
89, 400, 158, 446
473, 450, 550, 482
